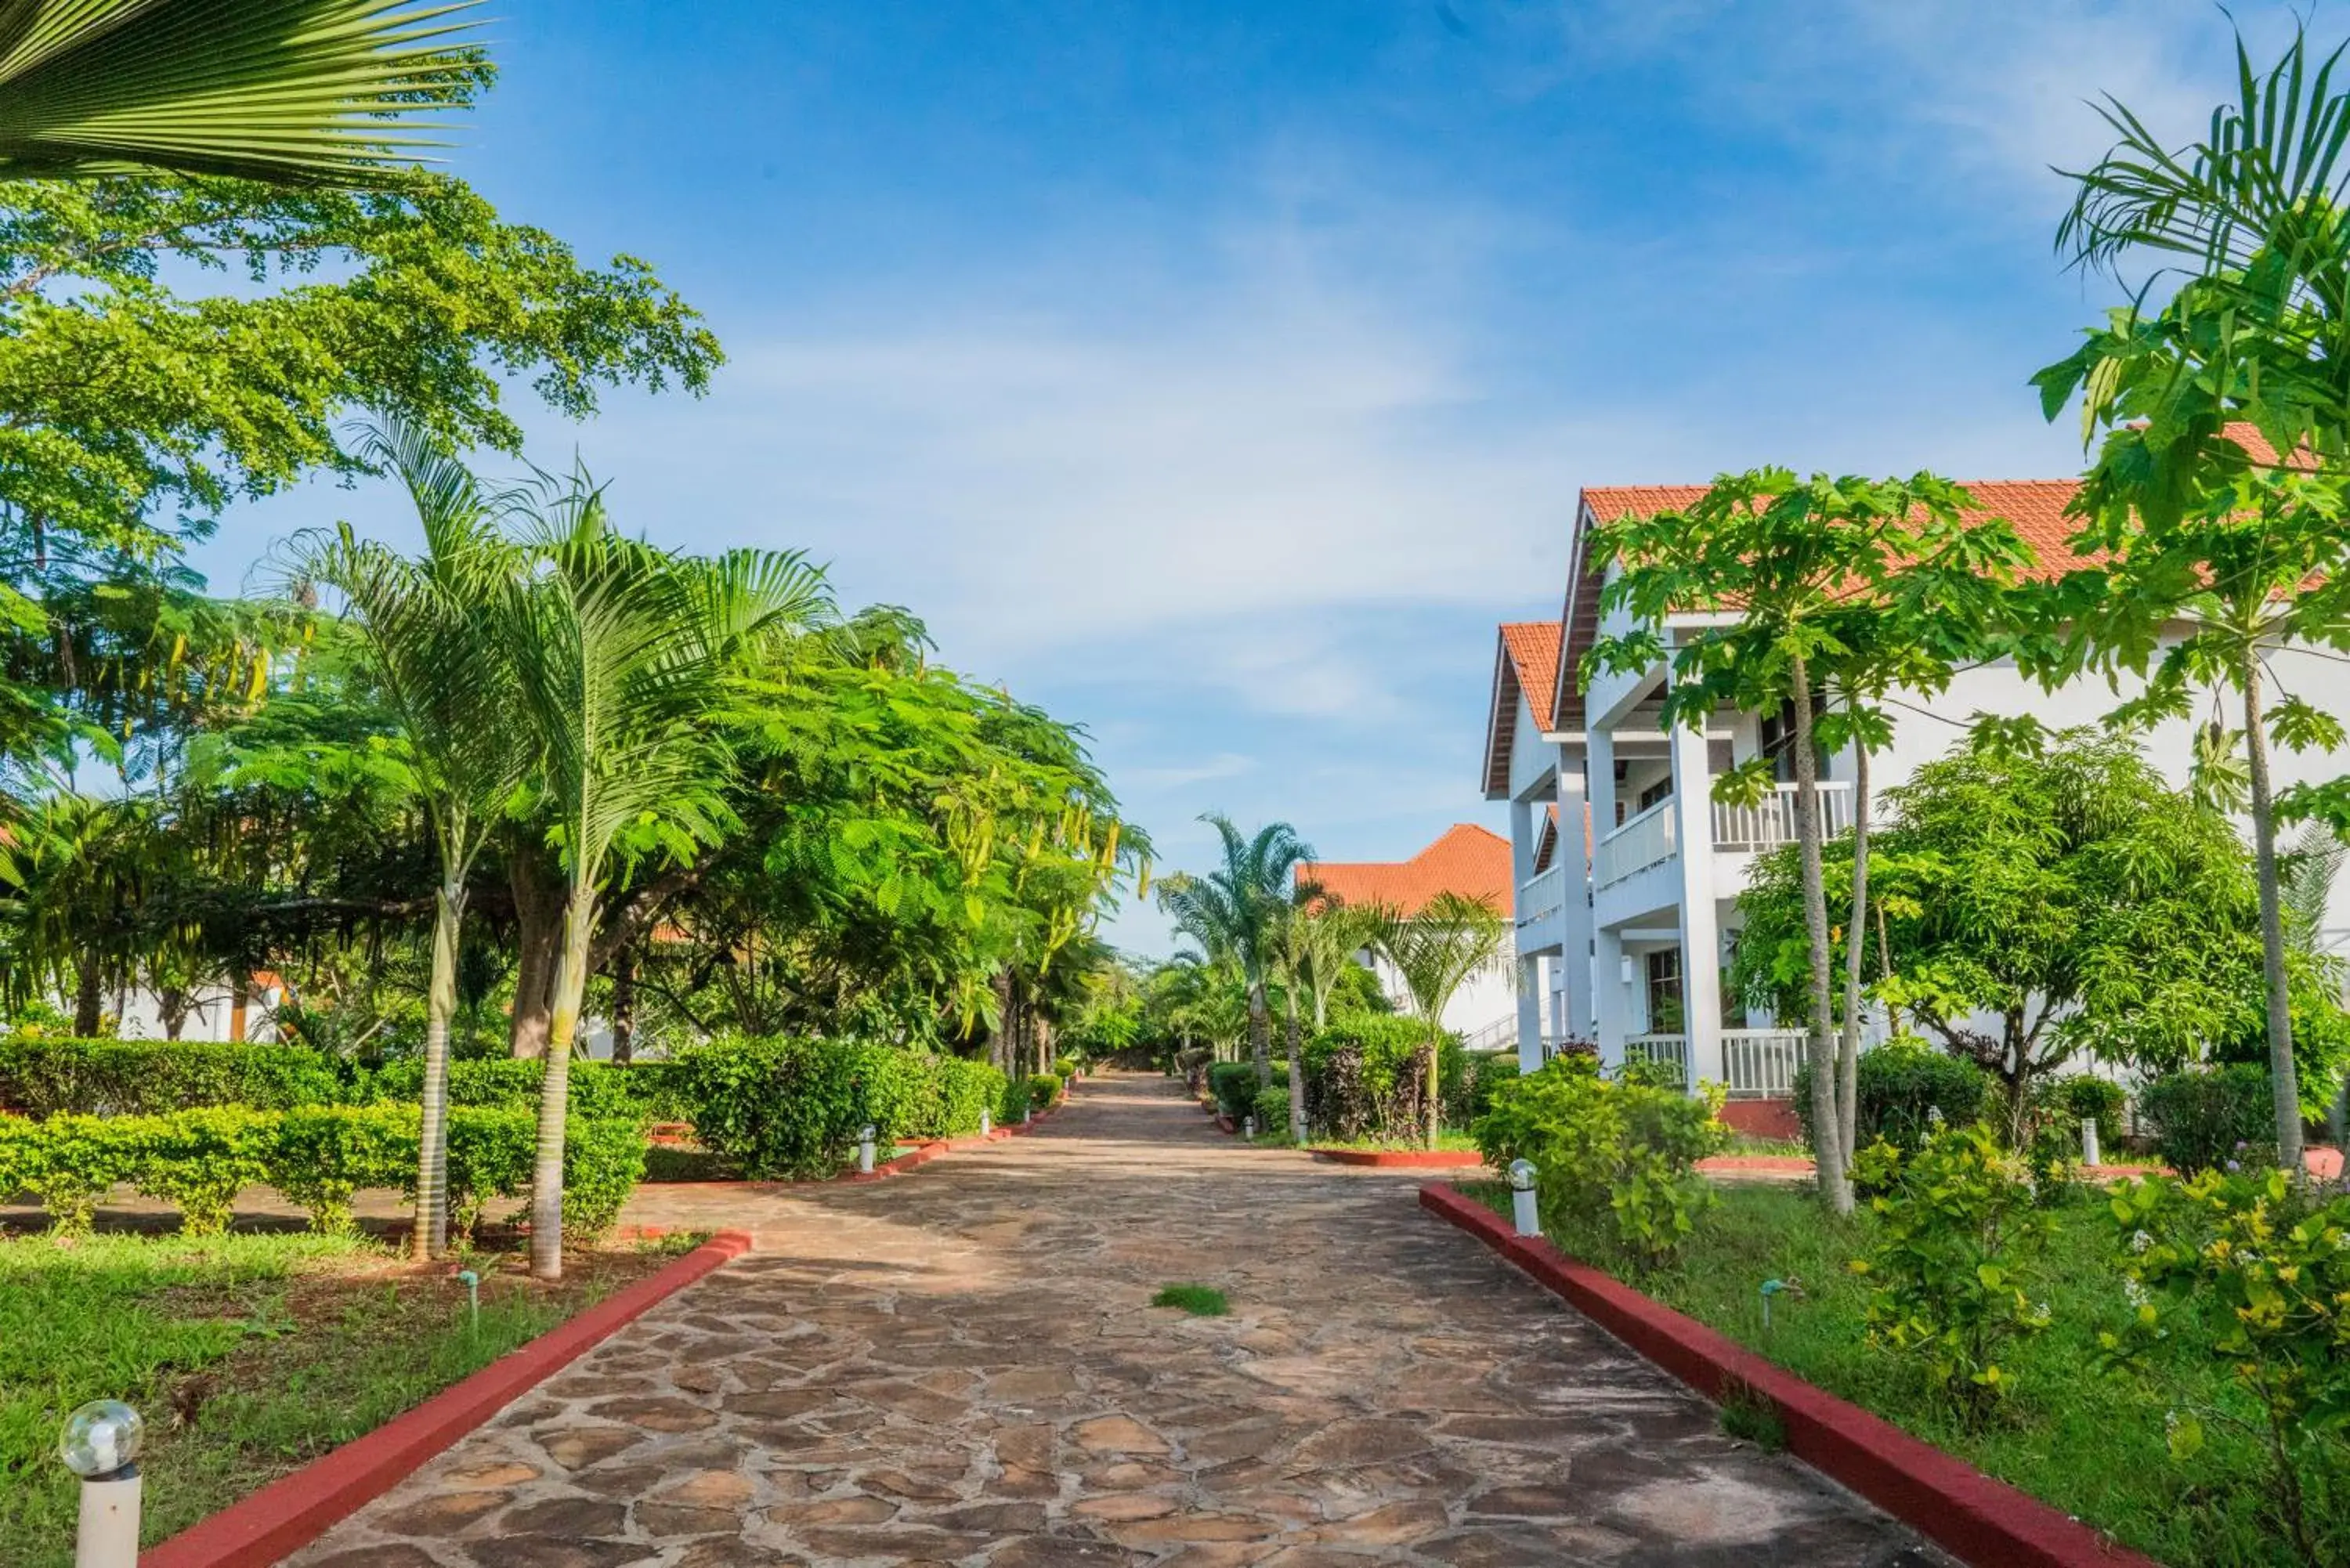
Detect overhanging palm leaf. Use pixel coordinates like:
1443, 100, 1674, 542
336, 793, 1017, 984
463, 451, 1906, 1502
1371, 891, 1508, 1148
0, 0, 480, 183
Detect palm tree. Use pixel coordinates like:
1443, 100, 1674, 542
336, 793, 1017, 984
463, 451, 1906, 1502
287, 414, 520, 1260
1371, 891, 1508, 1148
0, 0, 481, 183
1276, 891, 1379, 1140
1155, 815, 1311, 1089
500, 482, 832, 1278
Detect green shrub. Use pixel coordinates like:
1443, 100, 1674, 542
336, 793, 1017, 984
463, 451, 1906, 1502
913, 1055, 1004, 1138
1455, 1051, 1520, 1126
0, 1113, 27, 1196
266, 1106, 416, 1233
1052, 1054, 1078, 1078
440, 1106, 537, 1238
998, 1071, 1032, 1126
1029, 1071, 1064, 1110
134, 1107, 277, 1235
1249, 1083, 1290, 1138
2137, 1064, 2276, 1176
17, 1113, 146, 1234
1206, 1061, 1261, 1119
0, 1038, 348, 1118
1849, 1124, 2054, 1426
2044, 1075, 2128, 1152
1793, 1038, 1991, 1154
559, 1116, 649, 1241
1473, 1057, 1725, 1271
356, 1057, 675, 1121
675, 1035, 940, 1179
1303, 1016, 1441, 1141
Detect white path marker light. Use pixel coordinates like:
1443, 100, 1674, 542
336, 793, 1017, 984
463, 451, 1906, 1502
980, 1109, 992, 1137
61, 1400, 142, 1568
2081, 1115, 2101, 1169
1508, 1159, 1541, 1237
858, 1125, 877, 1175
1242, 1115, 1255, 1140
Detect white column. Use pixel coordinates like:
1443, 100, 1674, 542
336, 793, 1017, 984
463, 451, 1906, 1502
1587, 728, 1618, 847
1557, 746, 1594, 1048
1515, 954, 1544, 1072
1508, 794, 1537, 887
1585, 729, 1621, 1057
1668, 708, 1725, 1095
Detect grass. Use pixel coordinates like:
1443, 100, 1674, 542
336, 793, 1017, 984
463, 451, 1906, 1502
1458, 1180, 2341, 1567
1717, 1134, 1810, 1158
0, 1229, 690, 1566
1303, 1128, 1483, 1154
1150, 1283, 1229, 1317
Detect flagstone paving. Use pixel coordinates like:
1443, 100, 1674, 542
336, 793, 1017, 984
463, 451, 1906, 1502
284, 1074, 1942, 1567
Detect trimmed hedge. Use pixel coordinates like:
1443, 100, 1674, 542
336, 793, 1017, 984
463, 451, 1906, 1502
1792, 1038, 1991, 1154
1029, 1071, 1064, 1110
1249, 1083, 1290, 1138
1206, 1061, 1266, 1120
0, 1104, 643, 1239
675, 1035, 1006, 1179
0, 1037, 691, 1122
1301, 1016, 1455, 1141
2138, 1064, 2277, 1176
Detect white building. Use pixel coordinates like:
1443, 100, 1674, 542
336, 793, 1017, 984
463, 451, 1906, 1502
1300, 825, 1520, 1047
1486, 472, 2350, 1137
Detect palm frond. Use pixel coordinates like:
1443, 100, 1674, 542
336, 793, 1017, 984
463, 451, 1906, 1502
0, 0, 483, 183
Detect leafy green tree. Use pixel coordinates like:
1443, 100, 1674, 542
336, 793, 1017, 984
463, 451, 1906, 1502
1278, 893, 1379, 1135
1369, 891, 1506, 1148
2037, 25, 2350, 1166
287, 414, 520, 1259
1156, 816, 1311, 1090
0, 1, 482, 183
1583, 470, 2032, 1212
1734, 729, 2301, 1146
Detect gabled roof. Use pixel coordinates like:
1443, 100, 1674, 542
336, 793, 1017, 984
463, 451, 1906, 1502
1482, 621, 1564, 797
1300, 823, 1513, 918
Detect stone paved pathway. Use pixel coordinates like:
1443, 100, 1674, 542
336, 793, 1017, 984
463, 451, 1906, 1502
287, 1075, 1941, 1567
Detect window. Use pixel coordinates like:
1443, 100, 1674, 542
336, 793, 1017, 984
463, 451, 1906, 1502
1644, 947, 1684, 1034
1637, 775, 1673, 812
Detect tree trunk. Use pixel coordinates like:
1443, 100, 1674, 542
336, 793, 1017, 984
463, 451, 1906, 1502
1838, 740, 1870, 1161
2240, 665, 2305, 1172
1285, 988, 1307, 1143
609, 941, 638, 1067
73, 959, 102, 1037
530, 887, 595, 1281
991, 970, 1014, 1074
413, 875, 465, 1261
1423, 1028, 1441, 1150
1791, 659, 1852, 1213
1249, 979, 1271, 1088
508, 847, 562, 1059
159, 987, 187, 1040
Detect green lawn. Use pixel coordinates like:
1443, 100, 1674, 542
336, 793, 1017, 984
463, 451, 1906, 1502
0, 1231, 687, 1566
1300, 1129, 1484, 1153
1460, 1180, 2342, 1567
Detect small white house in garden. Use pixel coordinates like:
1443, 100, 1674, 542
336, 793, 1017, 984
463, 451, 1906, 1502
1484, 471, 2350, 1139
1299, 824, 1519, 1046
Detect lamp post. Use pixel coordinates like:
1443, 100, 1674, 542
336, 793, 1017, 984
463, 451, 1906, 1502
858, 1125, 877, 1175
60, 1401, 143, 1568
1507, 1159, 1540, 1237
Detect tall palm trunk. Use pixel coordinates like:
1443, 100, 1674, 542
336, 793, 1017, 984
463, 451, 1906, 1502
1421, 1027, 1441, 1150
413, 873, 465, 1260
609, 941, 638, 1066
1791, 659, 1852, 1213
1248, 978, 1271, 1087
1838, 741, 1869, 1157
508, 847, 562, 1058
73, 959, 101, 1036
530, 885, 596, 1281
1285, 987, 1306, 1142
2241, 658, 2305, 1171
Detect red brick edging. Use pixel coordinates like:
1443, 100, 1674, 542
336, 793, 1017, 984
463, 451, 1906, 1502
1312, 1147, 1485, 1169
141, 1230, 755, 1568
1417, 1184, 2157, 1568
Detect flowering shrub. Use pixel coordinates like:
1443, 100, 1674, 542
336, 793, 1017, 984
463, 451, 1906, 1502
1473, 1057, 1725, 1273
1848, 1123, 2054, 1425
2102, 1169, 2350, 1563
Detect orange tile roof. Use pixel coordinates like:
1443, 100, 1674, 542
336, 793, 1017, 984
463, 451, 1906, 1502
1499, 622, 1562, 726
1300, 823, 1513, 918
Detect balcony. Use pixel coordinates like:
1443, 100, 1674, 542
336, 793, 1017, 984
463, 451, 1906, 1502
1517, 861, 1567, 929
1595, 797, 1676, 887
1625, 1028, 1806, 1099
1712, 782, 1854, 854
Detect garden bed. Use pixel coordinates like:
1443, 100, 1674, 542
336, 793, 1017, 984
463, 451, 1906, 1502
1311, 1146, 1484, 1168
0, 1228, 696, 1567
1448, 1177, 2335, 1567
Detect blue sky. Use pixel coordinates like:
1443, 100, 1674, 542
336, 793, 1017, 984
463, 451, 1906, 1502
190, 0, 2305, 952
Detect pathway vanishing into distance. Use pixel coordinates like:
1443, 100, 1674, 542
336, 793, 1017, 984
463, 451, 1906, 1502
288, 1075, 1940, 1568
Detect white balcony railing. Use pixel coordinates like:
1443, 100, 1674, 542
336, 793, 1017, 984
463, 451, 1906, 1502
1595, 797, 1676, 887
1722, 1028, 1805, 1099
1517, 861, 1567, 929
1712, 782, 1855, 854
1623, 1032, 1689, 1087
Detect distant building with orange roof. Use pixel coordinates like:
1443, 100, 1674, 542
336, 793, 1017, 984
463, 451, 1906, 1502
1299, 824, 1519, 1047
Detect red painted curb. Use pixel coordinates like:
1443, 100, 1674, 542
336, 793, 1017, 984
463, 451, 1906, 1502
1417, 1185, 2157, 1568
642, 1104, 1068, 1190
142, 1230, 754, 1568
1312, 1147, 1485, 1169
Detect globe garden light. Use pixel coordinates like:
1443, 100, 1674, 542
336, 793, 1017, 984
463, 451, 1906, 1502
1506, 1160, 1541, 1238
60, 1400, 143, 1568
858, 1125, 877, 1176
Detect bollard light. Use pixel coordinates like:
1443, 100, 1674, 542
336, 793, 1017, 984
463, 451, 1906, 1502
1507, 1158, 1540, 1237
454, 1269, 481, 1337
61, 1400, 142, 1568
1022, 1098, 1032, 1125
980, 1109, 992, 1137
2080, 1115, 2101, 1169
858, 1125, 877, 1175
1242, 1115, 1255, 1140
